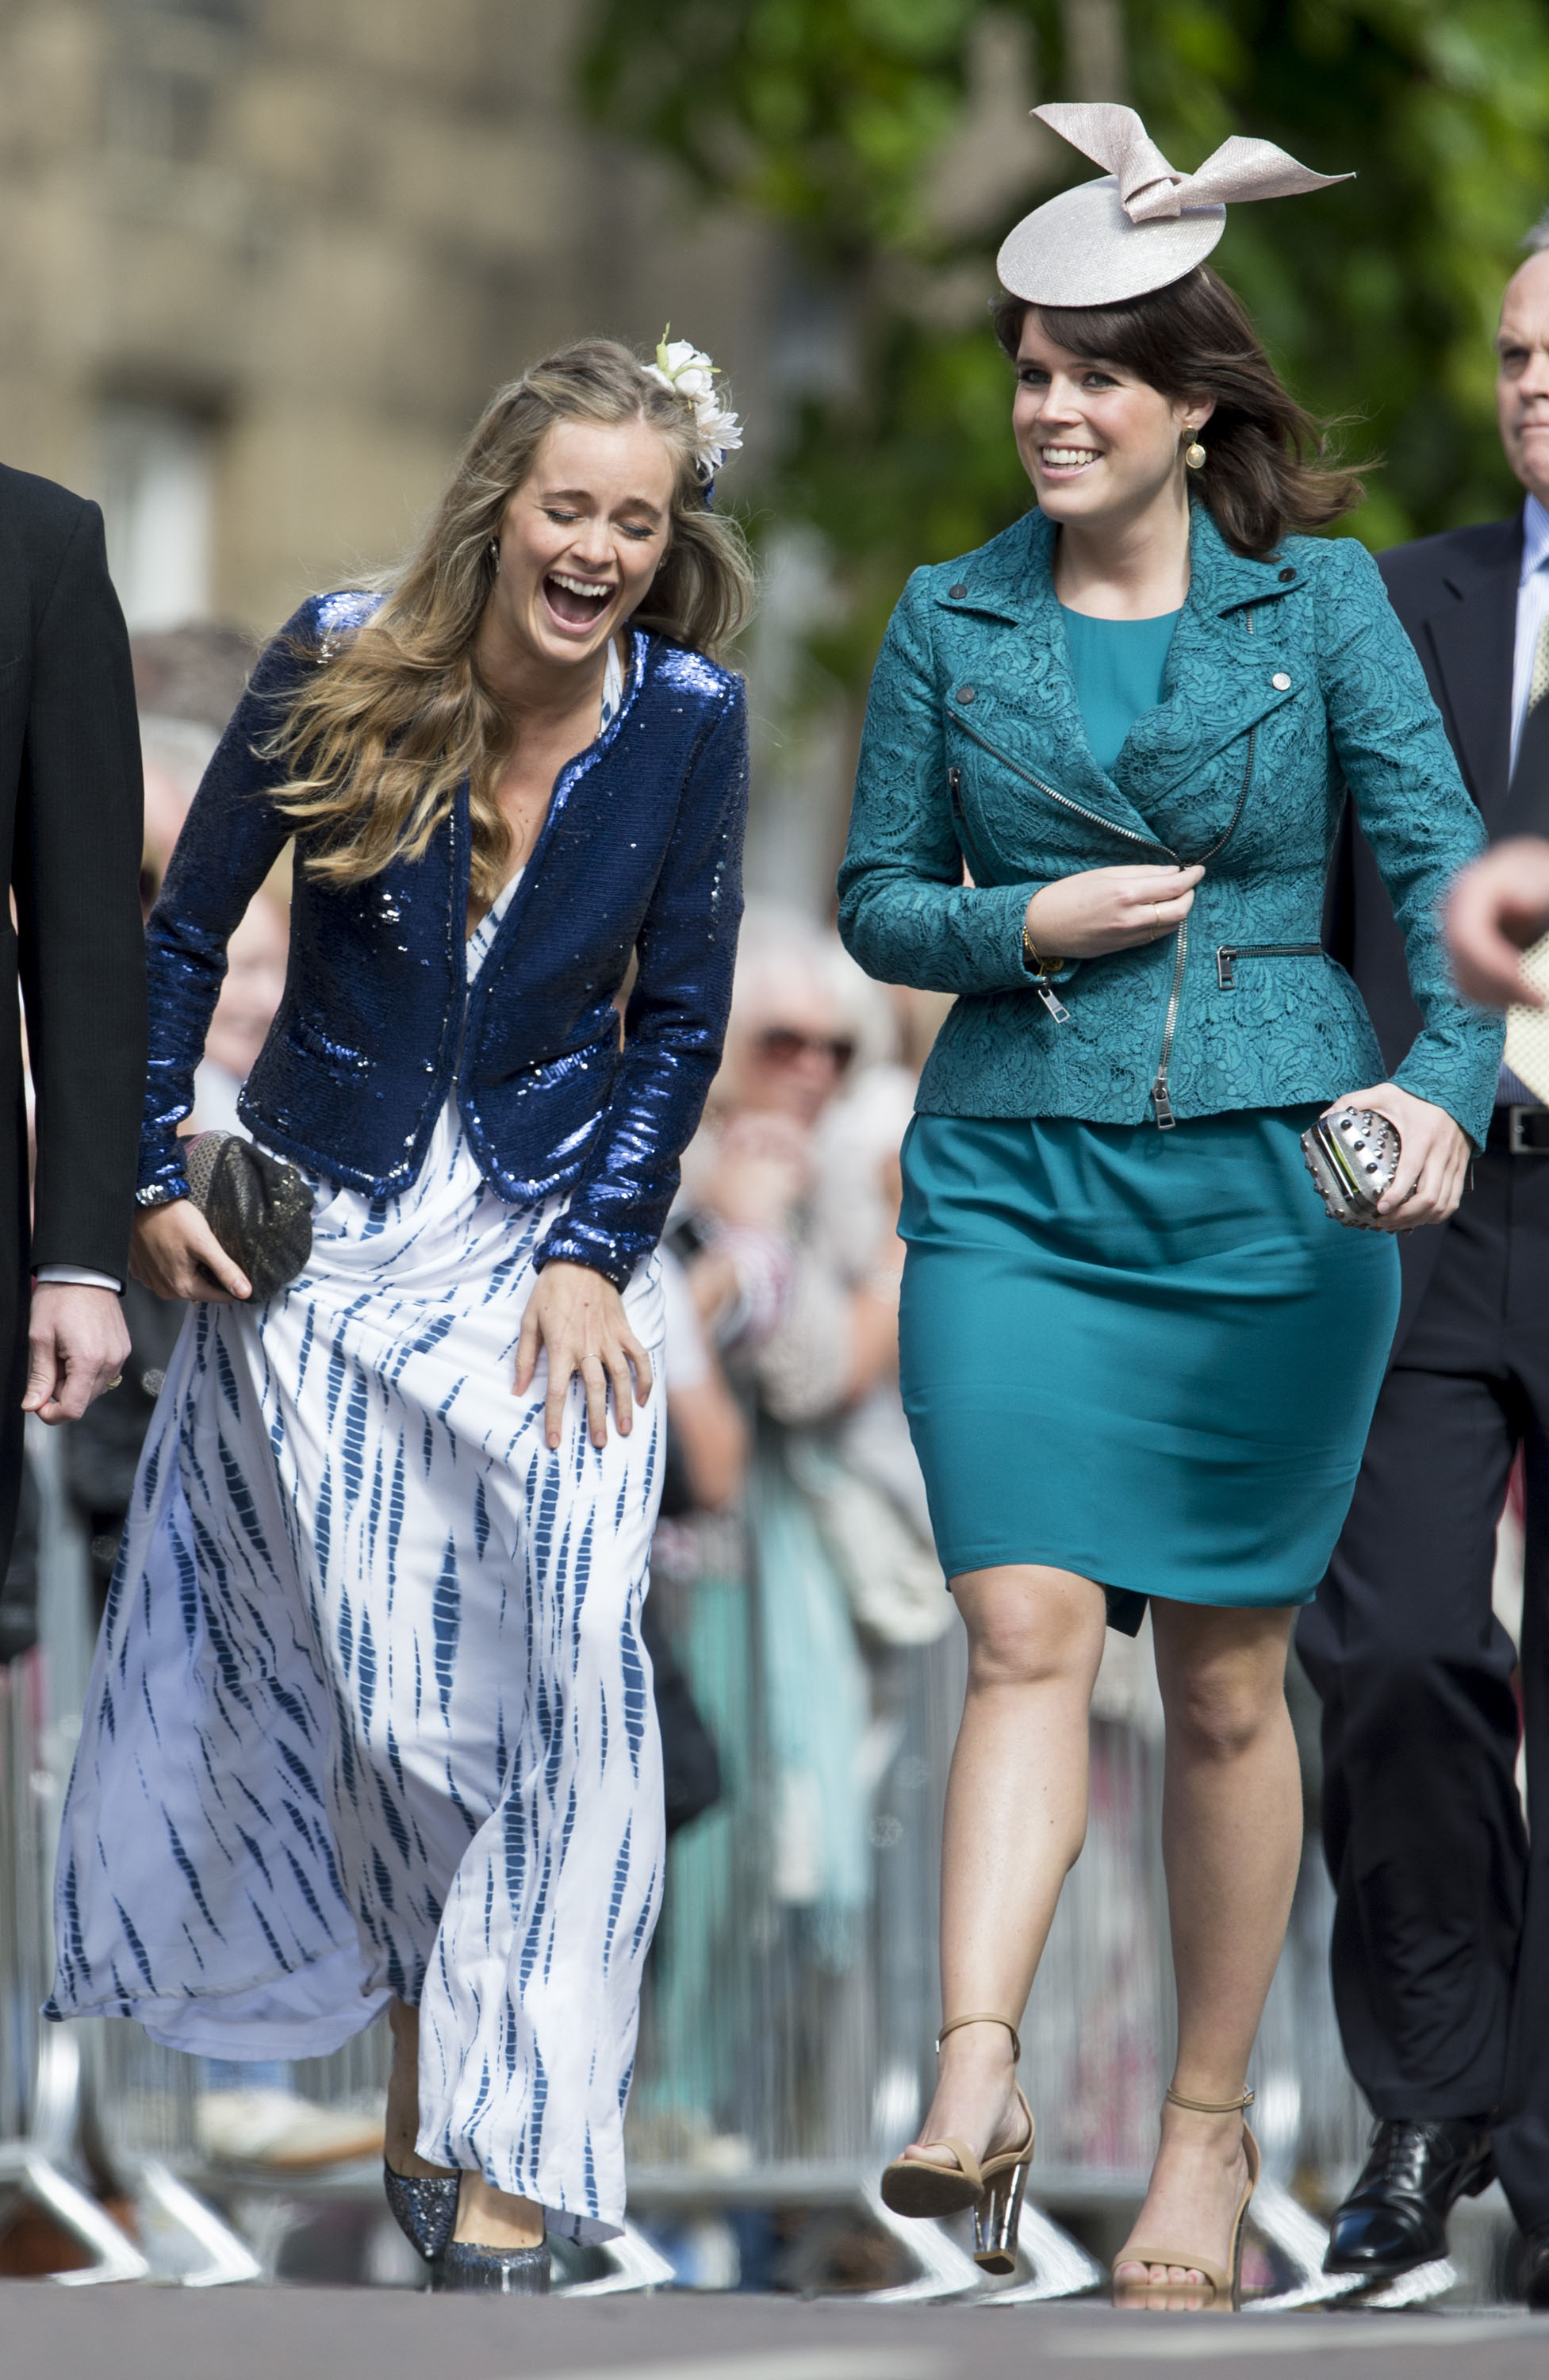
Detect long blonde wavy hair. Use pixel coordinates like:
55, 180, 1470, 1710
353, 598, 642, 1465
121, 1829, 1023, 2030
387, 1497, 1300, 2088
266, 339, 756, 903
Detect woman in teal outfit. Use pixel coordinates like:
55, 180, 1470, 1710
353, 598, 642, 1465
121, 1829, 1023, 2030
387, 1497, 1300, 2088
838, 105, 1504, 2305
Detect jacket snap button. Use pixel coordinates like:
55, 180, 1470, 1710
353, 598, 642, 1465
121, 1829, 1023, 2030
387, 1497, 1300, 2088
956, 685, 976, 703
1271, 671, 1291, 691
949, 582, 968, 599
1278, 566, 1296, 583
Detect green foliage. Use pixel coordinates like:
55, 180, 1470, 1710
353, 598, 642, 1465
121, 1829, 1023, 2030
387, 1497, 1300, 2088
584, 0, 1549, 688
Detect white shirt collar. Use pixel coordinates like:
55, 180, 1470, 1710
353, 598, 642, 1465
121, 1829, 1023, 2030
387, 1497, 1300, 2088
1522, 493, 1549, 585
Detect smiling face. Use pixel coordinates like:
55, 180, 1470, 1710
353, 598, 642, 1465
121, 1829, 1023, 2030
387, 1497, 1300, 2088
1011, 311, 1212, 532
485, 416, 679, 679
1497, 251, 1549, 505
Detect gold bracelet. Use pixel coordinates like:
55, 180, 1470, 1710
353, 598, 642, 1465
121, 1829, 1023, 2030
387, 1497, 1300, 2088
1022, 924, 1065, 980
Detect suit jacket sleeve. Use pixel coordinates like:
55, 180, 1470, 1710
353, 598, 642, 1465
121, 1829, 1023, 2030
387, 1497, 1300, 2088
838, 573, 1052, 992
1315, 538, 1504, 1148
136, 611, 308, 1205
535, 677, 749, 1287
13, 500, 146, 1279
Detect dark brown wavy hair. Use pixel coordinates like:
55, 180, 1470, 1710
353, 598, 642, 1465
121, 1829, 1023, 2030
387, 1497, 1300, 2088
993, 266, 1366, 558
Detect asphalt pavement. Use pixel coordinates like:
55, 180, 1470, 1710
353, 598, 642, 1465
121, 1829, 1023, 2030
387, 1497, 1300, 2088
2, 2284, 1547, 2380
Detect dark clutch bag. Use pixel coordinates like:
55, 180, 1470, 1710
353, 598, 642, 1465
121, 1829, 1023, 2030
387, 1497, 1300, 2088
1300, 1107, 1402, 1229
182, 1131, 312, 1302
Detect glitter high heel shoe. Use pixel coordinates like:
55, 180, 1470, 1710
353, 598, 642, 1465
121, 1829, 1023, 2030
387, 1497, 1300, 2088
381, 2162, 459, 2267
878, 2012, 1036, 2274
434, 2240, 551, 2293
1112, 2086, 1260, 2308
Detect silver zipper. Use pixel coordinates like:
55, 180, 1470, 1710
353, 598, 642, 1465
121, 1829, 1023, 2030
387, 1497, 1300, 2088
1216, 941, 1322, 991
953, 708, 1258, 1127
1152, 913, 1187, 1128
1148, 726, 1259, 1126
952, 716, 1174, 857
951, 759, 1072, 1024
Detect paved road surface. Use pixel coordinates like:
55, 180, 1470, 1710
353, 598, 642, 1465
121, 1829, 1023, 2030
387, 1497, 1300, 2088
2, 2285, 1546, 2380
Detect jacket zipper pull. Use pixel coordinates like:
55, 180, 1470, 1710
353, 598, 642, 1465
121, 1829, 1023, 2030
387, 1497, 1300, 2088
1152, 1082, 1175, 1130
1035, 984, 1069, 1023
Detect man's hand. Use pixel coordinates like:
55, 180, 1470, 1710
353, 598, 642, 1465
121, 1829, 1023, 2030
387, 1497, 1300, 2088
1444, 839, 1549, 1008
24, 1283, 131, 1425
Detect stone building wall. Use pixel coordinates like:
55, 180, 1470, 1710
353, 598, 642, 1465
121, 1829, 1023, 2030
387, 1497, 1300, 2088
0, 0, 777, 635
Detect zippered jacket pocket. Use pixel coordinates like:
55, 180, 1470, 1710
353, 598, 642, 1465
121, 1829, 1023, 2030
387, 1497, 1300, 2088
1215, 942, 1323, 991
948, 765, 1069, 1024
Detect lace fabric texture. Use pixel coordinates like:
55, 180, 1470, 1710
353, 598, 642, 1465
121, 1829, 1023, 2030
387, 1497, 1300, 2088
838, 505, 1503, 1148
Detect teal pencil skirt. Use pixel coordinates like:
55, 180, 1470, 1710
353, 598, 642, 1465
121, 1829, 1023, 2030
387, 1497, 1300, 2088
897, 1108, 1401, 1630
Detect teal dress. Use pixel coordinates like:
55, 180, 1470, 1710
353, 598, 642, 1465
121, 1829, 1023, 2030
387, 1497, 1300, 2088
898, 606, 1400, 1633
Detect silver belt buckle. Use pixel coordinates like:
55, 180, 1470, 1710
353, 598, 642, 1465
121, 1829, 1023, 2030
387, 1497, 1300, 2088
1509, 1104, 1549, 1154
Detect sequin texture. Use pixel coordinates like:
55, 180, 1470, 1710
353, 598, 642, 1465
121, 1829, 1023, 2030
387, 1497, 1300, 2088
137, 598, 749, 1287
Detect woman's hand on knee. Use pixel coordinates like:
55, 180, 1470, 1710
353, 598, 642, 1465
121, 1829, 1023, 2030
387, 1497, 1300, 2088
1325, 1083, 1470, 1230
515, 1260, 653, 1450
131, 1198, 251, 1303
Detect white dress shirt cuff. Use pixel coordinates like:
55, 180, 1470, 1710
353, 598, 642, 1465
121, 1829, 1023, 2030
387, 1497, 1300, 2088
35, 1267, 124, 1294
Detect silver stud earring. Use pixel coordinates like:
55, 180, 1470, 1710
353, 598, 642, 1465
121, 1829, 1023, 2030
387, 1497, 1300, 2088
1184, 436, 1207, 470
488, 537, 500, 571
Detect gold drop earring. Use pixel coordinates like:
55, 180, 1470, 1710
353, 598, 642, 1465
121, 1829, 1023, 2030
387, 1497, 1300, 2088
1184, 432, 1207, 470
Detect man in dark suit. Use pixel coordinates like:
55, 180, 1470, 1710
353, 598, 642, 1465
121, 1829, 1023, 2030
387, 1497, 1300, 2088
0, 464, 145, 1595
1299, 234, 1549, 2305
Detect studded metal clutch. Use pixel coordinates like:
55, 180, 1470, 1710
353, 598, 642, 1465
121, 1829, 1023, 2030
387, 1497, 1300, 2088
183, 1131, 312, 1302
1300, 1107, 1402, 1229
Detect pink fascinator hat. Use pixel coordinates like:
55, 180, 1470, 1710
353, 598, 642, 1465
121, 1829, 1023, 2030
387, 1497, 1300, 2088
998, 103, 1352, 308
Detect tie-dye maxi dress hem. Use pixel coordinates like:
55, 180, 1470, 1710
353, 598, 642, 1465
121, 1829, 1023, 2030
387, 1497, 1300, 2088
46, 886, 667, 2244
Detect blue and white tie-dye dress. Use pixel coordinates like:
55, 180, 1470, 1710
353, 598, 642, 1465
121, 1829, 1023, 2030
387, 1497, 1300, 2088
48, 849, 669, 2244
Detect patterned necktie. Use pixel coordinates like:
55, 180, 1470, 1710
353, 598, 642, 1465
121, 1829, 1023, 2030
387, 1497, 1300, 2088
1531, 606, 1549, 716
1506, 594, 1549, 839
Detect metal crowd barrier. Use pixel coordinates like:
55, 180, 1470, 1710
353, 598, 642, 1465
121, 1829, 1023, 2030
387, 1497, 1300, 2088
0, 1418, 1456, 2301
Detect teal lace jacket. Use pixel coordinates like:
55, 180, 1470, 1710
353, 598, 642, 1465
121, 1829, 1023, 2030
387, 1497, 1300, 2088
838, 505, 1502, 1147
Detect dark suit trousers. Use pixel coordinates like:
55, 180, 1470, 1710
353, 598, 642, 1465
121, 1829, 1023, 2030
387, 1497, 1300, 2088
1298, 1149, 1549, 2228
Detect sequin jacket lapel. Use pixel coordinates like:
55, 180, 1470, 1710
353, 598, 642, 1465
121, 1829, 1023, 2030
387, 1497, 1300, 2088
139, 594, 749, 1287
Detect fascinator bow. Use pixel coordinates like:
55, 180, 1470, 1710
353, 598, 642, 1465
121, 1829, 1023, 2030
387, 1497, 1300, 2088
997, 104, 1352, 307
1035, 103, 1351, 223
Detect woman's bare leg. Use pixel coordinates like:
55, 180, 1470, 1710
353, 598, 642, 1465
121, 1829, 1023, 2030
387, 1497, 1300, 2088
1114, 1603, 1301, 2295
385, 2001, 456, 2179
903, 1564, 1107, 2171
385, 1998, 544, 2247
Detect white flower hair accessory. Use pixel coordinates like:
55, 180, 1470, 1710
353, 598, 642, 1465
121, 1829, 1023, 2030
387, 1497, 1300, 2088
646, 329, 744, 482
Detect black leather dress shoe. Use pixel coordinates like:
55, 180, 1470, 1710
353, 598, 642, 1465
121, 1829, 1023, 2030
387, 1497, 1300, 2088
1324, 2117, 1494, 2281
1517, 2223, 1549, 2309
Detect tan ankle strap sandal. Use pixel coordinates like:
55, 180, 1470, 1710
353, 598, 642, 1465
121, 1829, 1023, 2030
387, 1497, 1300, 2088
880, 2011, 1035, 2274
1113, 2083, 1260, 2307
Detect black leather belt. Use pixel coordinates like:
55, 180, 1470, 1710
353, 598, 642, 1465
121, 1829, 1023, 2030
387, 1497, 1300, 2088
1488, 1104, 1549, 1154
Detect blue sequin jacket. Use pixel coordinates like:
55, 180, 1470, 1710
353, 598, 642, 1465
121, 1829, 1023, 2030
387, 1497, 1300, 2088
139, 594, 749, 1288
839, 507, 1502, 1146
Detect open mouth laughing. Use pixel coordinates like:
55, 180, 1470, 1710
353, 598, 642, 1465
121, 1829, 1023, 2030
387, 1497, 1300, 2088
543, 570, 616, 629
